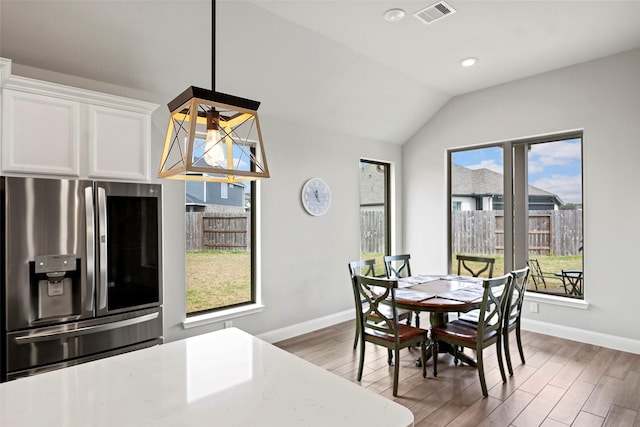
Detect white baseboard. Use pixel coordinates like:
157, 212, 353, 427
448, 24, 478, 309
258, 310, 640, 355
257, 310, 354, 344
521, 318, 640, 355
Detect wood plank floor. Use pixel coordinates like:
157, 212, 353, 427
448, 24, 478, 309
274, 321, 640, 426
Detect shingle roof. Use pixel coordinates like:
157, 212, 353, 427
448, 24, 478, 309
451, 163, 558, 198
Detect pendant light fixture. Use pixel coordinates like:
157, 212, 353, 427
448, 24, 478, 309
158, 0, 269, 183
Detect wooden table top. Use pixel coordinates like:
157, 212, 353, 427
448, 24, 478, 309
394, 275, 485, 313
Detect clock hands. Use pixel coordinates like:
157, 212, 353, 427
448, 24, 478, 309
314, 189, 320, 202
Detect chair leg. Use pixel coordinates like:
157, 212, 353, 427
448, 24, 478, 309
504, 329, 514, 376
421, 340, 427, 378
392, 349, 400, 397
432, 340, 439, 377
476, 348, 488, 397
357, 337, 366, 382
406, 312, 413, 326
387, 349, 393, 366
516, 324, 525, 364
414, 312, 420, 328
353, 326, 359, 350
496, 335, 507, 384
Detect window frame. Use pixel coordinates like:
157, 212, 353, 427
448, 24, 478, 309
359, 159, 391, 270
447, 130, 584, 304
183, 145, 260, 325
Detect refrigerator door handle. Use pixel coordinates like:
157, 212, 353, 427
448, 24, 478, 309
97, 186, 108, 311
85, 185, 96, 312
13, 312, 159, 344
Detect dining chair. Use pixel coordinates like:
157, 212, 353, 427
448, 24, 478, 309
561, 270, 584, 296
384, 254, 412, 279
456, 254, 495, 278
526, 258, 546, 290
348, 260, 413, 349
504, 267, 530, 376
352, 274, 428, 397
431, 273, 513, 397
384, 254, 419, 327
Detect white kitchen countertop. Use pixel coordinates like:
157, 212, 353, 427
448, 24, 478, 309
0, 327, 414, 426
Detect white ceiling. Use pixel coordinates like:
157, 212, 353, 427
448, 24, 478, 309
1, 1, 639, 145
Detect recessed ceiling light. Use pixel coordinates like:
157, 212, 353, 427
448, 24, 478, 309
460, 57, 478, 67
383, 8, 406, 23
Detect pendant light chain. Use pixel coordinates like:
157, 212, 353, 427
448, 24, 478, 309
212, 0, 216, 93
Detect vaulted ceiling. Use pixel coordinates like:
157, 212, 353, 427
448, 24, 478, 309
2, 1, 639, 145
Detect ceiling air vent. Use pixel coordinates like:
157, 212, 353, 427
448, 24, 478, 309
413, 1, 456, 25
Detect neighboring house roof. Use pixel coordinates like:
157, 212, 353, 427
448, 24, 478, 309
359, 163, 385, 206
186, 193, 205, 206
452, 163, 564, 204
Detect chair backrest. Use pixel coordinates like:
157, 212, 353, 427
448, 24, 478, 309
476, 274, 513, 340
456, 255, 495, 278
526, 258, 545, 290
352, 274, 400, 343
506, 267, 530, 329
384, 254, 412, 279
348, 259, 376, 310
348, 259, 376, 278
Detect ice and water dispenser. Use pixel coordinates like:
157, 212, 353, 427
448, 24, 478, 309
30, 254, 82, 322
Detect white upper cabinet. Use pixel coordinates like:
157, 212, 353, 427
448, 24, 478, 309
0, 59, 158, 181
2, 89, 81, 176
87, 104, 151, 181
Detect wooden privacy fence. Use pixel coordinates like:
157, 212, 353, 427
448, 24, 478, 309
452, 210, 582, 256
186, 212, 250, 251
361, 209, 582, 256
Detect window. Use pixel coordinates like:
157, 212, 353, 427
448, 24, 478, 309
184, 148, 256, 315
359, 160, 390, 276
452, 201, 461, 211
449, 132, 583, 298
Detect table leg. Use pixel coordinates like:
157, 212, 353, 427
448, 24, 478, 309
429, 312, 477, 368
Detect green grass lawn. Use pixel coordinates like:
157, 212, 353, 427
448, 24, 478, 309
186, 250, 251, 314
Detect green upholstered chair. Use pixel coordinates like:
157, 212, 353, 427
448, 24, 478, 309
456, 254, 495, 278
351, 274, 428, 397
431, 273, 513, 397
348, 259, 412, 349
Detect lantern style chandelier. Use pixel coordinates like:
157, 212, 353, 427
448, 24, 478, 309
158, 0, 269, 183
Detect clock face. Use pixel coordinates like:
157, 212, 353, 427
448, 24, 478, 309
301, 178, 331, 216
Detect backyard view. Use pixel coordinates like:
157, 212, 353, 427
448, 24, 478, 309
186, 250, 250, 313
449, 137, 583, 298
185, 178, 253, 315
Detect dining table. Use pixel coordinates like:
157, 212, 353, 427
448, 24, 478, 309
392, 274, 487, 367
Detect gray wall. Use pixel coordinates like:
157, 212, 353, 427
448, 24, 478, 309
403, 49, 640, 343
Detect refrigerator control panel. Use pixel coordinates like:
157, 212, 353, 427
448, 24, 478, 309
34, 254, 77, 274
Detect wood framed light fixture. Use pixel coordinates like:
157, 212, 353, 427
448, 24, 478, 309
158, 0, 269, 183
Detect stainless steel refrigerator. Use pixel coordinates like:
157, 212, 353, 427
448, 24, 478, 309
1, 176, 163, 381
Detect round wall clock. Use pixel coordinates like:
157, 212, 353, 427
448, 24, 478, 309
301, 178, 331, 216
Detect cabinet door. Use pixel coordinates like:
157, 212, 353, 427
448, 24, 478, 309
2, 89, 80, 176
87, 105, 150, 181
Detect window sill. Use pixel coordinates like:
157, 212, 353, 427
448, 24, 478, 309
525, 291, 589, 310
182, 303, 265, 329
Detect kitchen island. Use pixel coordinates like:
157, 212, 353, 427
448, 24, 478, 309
0, 327, 413, 426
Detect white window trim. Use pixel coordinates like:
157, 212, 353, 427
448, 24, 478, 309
525, 291, 589, 310
182, 303, 265, 329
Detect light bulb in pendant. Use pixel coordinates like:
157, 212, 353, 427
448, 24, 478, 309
204, 111, 225, 167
